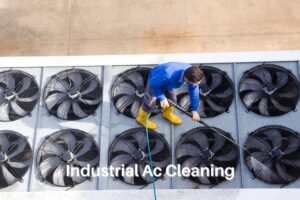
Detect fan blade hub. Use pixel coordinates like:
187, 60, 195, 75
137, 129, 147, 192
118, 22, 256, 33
201, 148, 214, 160
68, 91, 81, 99
133, 149, 147, 161
4, 92, 16, 101
269, 147, 283, 159
62, 150, 75, 163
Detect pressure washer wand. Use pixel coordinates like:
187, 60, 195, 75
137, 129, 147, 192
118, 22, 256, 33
167, 99, 248, 152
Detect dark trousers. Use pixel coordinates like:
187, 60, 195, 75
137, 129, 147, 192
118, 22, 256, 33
142, 82, 177, 113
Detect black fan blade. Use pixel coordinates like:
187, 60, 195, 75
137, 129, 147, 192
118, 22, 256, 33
249, 151, 270, 163
1, 166, 16, 186
210, 73, 222, 91
215, 148, 237, 162
112, 139, 136, 155
206, 96, 226, 112
189, 132, 209, 150
253, 68, 273, 87
264, 129, 282, 148
115, 96, 135, 113
7, 139, 27, 158
211, 133, 225, 153
57, 100, 72, 119
239, 78, 263, 92
283, 136, 300, 155
63, 133, 77, 152
275, 162, 295, 183
282, 159, 300, 168
80, 78, 98, 95
0, 134, 9, 153
45, 93, 67, 110
139, 164, 153, 183
113, 82, 136, 96
275, 72, 288, 90
130, 101, 140, 118
149, 139, 165, 156
277, 88, 298, 99
212, 87, 233, 98
110, 154, 134, 167
247, 157, 283, 183
72, 102, 87, 119
177, 143, 201, 158
1, 74, 15, 93
0, 103, 10, 121
68, 72, 83, 92
10, 101, 27, 116
16, 76, 32, 94
182, 157, 202, 168
52, 164, 66, 186
245, 136, 272, 153
152, 157, 171, 168
75, 139, 93, 157
123, 163, 135, 184
243, 91, 262, 107
79, 96, 102, 106
270, 98, 291, 112
258, 96, 269, 116
132, 132, 147, 150
126, 72, 145, 91
39, 157, 62, 177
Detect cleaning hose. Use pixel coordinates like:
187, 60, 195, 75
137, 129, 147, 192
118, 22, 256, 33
145, 114, 158, 200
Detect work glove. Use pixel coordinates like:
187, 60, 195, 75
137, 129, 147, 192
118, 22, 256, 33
191, 111, 201, 121
160, 99, 170, 108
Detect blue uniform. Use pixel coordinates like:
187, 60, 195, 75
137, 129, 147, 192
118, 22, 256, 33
143, 62, 200, 111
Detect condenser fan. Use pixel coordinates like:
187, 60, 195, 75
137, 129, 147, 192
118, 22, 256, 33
36, 129, 99, 187
176, 66, 234, 118
244, 126, 300, 184
111, 67, 159, 118
176, 127, 239, 185
239, 64, 300, 116
44, 68, 102, 120
108, 128, 171, 186
0, 131, 32, 189
0, 70, 39, 121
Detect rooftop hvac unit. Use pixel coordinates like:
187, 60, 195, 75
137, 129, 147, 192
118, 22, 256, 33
176, 127, 239, 186
0, 67, 41, 192
108, 128, 171, 186
30, 66, 103, 191
0, 131, 32, 189
243, 125, 300, 185
176, 65, 235, 118
36, 129, 100, 187
239, 64, 300, 116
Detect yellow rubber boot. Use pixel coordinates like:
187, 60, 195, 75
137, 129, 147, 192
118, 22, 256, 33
136, 107, 157, 130
162, 106, 182, 125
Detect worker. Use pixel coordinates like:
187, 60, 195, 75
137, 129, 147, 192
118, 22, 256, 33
136, 62, 204, 130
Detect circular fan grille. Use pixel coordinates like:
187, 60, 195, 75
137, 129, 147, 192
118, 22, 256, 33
111, 67, 159, 118
0, 70, 39, 121
44, 68, 103, 120
37, 129, 99, 187
239, 64, 300, 116
177, 66, 234, 118
108, 128, 171, 186
176, 127, 239, 185
0, 131, 32, 189
244, 126, 300, 184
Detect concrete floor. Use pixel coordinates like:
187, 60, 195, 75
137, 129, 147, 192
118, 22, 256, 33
0, 0, 299, 56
